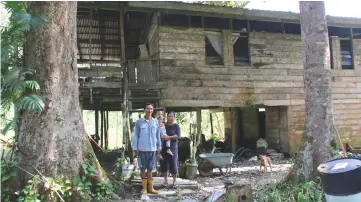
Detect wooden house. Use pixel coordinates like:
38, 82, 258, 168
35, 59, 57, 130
77, 1, 361, 154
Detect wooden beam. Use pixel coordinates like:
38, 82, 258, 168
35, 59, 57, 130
105, 111, 109, 149
77, 40, 83, 60
95, 110, 99, 137
210, 113, 214, 135
99, 16, 105, 60
78, 59, 121, 64
78, 39, 120, 44
77, 2, 123, 11
120, 9, 130, 151
126, 1, 361, 28
78, 66, 123, 77
196, 108, 202, 145
100, 109, 104, 148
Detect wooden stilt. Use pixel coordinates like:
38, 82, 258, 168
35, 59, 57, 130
100, 110, 104, 148
210, 113, 214, 135
105, 111, 109, 149
95, 110, 99, 137
104, 111, 108, 150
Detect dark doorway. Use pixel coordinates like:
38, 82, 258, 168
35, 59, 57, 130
258, 108, 266, 139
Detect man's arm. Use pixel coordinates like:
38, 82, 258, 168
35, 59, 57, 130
156, 125, 162, 151
132, 121, 139, 151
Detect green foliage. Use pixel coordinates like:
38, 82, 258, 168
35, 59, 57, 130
193, 1, 250, 8
1, 160, 114, 201
255, 178, 324, 202
1, 1, 46, 139
115, 156, 126, 181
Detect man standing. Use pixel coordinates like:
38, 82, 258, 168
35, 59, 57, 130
132, 103, 161, 195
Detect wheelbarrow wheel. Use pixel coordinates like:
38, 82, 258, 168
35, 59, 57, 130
198, 160, 214, 177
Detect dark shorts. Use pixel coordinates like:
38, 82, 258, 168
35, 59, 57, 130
160, 149, 178, 174
138, 151, 156, 171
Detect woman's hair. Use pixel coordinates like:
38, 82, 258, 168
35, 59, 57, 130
167, 111, 176, 118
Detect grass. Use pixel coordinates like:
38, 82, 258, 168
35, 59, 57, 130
254, 178, 324, 202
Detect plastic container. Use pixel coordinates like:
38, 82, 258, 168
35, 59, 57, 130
317, 158, 361, 202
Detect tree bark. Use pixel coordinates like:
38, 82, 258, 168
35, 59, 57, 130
18, 1, 104, 183
289, 1, 338, 182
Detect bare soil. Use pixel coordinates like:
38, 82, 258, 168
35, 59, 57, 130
106, 158, 293, 202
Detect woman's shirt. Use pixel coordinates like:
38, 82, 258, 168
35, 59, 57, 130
163, 123, 181, 153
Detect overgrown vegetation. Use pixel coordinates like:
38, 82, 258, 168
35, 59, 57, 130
254, 178, 324, 202
1, 160, 113, 201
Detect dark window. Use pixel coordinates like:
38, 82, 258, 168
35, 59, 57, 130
284, 23, 301, 34
233, 33, 249, 65
205, 34, 223, 65
328, 26, 351, 38
340, 39, 353, 69
161, 14, 189, 27
190, 16, 202, 28
232, 19, 247, 31
250, 20, 283, 33
352, 28, 361, 39
204, 17, 229, 30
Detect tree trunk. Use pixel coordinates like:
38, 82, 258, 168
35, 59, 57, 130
288, 1, 337, 182
18, 1, 104, 183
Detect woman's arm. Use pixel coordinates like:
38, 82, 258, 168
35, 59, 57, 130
169, 124, 181, 140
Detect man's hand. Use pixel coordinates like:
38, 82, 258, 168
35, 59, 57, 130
134, 150, 139, 157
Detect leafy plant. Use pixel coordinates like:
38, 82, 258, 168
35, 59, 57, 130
255, 178, 324, 202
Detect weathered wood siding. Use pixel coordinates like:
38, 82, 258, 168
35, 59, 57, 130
158, 26, 361, 149
265, 106, 289, 153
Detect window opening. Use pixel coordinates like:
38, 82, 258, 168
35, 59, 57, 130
204, 17, 229, 30
250, 20, 283, 33
340, 39, 353, 69
233, 32, 249, 65
161, 14, 189, 27
205, 32, 223, 65
284, 23, 301, 34
190, 16, 202, 28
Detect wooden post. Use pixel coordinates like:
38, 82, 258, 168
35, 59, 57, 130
95, 110, 99, 137
210, 113, 214, 135
120, 9, 129, 150
196, 109, 202, 145
100, 110, 104, 148
105, 111, 109, 149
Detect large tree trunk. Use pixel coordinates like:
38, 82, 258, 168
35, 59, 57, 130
289, 1, 338, 182
18, 1, 103, 183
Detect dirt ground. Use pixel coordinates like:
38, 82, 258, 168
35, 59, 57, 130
114, 158, 293, 202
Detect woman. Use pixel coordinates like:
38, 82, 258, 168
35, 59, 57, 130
159, 111, 181, 188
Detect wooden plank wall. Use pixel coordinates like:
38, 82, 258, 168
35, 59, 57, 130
157, 26, 361, 149
265, 106, 289, 153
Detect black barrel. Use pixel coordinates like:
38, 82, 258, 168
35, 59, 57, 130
317, 158, 361, 202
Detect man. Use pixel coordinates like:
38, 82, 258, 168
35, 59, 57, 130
132, 103, 161, 195
155, 110, 173, 156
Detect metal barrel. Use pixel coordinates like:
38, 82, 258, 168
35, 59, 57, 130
317, 158, 361, 202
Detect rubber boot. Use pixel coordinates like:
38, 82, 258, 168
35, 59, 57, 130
141, 179, 147, 195
147, 179, 159, 194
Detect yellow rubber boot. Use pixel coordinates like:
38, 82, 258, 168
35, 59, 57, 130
141, 179, 147, 195
147, 179, 159, 194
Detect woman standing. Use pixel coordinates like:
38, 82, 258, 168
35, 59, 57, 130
160, 111, 181, 188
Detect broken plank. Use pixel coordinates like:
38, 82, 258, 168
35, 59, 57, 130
146, 189, 196, 197
132, 177, 197, 185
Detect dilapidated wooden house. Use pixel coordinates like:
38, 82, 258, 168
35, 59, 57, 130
77, 1, 361, 155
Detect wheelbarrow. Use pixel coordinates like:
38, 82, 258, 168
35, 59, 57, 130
198, 153, 234, 177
